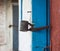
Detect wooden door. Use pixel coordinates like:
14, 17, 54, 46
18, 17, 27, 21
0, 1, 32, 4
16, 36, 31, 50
32, 0, 50, 51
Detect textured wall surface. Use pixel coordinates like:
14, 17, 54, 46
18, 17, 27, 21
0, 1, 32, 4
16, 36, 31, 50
0, 0, 7, 45
50, 0, 60, 51
0, 0, 13, 51
0, 0, 7, 51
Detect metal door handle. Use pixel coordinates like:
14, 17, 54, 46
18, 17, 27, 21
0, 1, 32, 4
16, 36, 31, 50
9, 25, 18, 28
28, 26, 49, 31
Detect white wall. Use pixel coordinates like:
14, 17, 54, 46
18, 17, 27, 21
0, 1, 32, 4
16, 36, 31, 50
19, 0, 32, 51
0, 0, 13, 51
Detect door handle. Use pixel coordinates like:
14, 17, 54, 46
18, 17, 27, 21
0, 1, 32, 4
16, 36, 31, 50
28, 26, 49, 31
20, 20, 50, 32
9, 25, 18, 28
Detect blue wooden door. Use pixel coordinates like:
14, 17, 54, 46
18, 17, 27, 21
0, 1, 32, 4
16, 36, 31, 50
32, 0, 50, 51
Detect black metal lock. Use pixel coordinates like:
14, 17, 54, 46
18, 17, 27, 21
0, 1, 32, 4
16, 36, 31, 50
20, 20, 33, 31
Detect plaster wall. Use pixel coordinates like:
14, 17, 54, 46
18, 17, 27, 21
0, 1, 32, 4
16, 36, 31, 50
50, 0, 60, 51
0, 0, 13, 51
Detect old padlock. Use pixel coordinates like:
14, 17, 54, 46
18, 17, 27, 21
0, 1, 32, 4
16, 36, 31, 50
20, 20, 33, 31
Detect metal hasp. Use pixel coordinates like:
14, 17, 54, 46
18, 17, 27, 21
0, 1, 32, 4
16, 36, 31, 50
20, 20, 49, 32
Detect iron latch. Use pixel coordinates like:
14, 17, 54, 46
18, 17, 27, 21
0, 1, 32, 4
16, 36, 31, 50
20, 20, 50, 32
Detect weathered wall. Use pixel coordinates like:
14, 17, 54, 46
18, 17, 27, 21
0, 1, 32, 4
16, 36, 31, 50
0, 1, 7, 51
50, 0, 60, 51
0, 0, 6, 44
0, 0, 13, 51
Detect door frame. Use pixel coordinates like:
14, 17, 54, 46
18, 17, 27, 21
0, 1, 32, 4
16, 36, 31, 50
12, 2, 19, 51
6, 0, 18, 51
